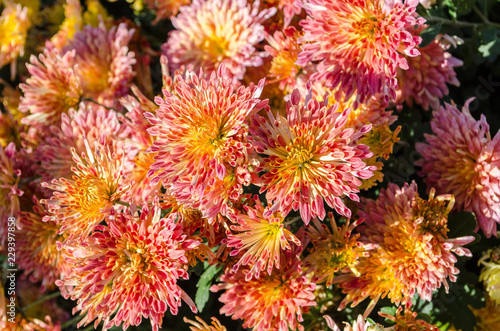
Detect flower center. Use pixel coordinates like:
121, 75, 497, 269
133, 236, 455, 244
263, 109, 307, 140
352, 16, 380, 38
286, 143, 312, 166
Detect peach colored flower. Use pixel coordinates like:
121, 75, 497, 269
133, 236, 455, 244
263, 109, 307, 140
298, 0, 424, 107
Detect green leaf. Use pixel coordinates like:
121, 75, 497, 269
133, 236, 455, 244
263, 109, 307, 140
442, 0, 458, 19
419, 22, 442, 47
456, 0, 477, 17
477, 27, 500, 62
447, 211, 477, 238
195, 264, 222, 313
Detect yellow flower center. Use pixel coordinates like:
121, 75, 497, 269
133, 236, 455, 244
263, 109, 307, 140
201, 33, 230, 62
286, 143, 312, 166
353, 16, 380, 38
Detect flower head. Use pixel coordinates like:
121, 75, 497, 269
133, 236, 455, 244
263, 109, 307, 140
50, 0, 83, 49
396, 27, 463, 111
16, 196, 72, 292
339, 182, 474, 309
19, 43, 81, 128
145, 65, 267, 220
164, 0, 276, 81
211, 247, 316, 331
227, 195, 301, 279
304, 214, 368, 286
41, 139, 131, 242
378, 307, 440, 330
298, 0, 424, 106
249, 88, 375, 224
35, 102, 131, 182
479, 247, 500, 305
56, 201, 198, 331
64, 22, 135, 106
416, 99, 500, 237
0, 1, 31, 73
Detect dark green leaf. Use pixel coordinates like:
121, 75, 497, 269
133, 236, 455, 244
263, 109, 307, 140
195, 264, 222, 313
419, 22, 442, 47
456, 0, 477, 17
380, 306, 397, 324
447, 211, 477, 238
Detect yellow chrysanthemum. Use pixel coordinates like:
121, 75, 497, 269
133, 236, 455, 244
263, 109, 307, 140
0, 1, 31, 73
479, 247, 500, 305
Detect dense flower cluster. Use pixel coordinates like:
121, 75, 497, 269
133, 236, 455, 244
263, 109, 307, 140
1, 0, 498, 330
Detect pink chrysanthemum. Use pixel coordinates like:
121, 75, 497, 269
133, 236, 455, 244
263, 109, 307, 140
211, 247, 316, 331
0, 142, 23, 251
145, 65, 267, 221
64, 22, 135, 106
396, 27, 463, 111
249, 88, 375, 224
19, 42, 82, 128
324, 314, 377, 331
297, 0, 424, 106
16, 196, 72, 292
416, 100, 500, 237
56, 201, 198, 331
339, 182, 474, 310
227, 195, 301, 279
261, 0, 302, 27
35, 102, 131, 182
163, 0, 276, 81
41, 139, 131, 242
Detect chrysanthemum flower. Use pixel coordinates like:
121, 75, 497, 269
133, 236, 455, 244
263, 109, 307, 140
339, 182, 474, 310
164, 0, 276, 81
249, 88, 375, 224
416, 99, 500, 237
184, 316, 226, 331
64, 22, 135, 106
19, 42, 81, 128
0, 1, 31, 75
145, 65, 267, 221
41, 139, 130, 242
16, 196, 72, 292
304, 214, 369, 287
396, 26, 462, 111
35, 102, 130, 182
298, 0, 424, 106
227, 195, 301, 279
211, 247, 316, 331
467, 296, 500, 330
264, 26, 304, 92
479, 247, 500, 305
56, 201, 198, 331
0, 142, 23, 251
144, 0, 191, 23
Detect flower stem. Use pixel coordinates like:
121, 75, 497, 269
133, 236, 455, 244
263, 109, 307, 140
21, 291, 61, 312
81, 97, 118, 111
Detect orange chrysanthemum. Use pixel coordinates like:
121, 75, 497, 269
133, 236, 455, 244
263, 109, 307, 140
339, 182, 474, 310
304, 214, 369, 287
145, 64, 267, 221
227, 195, 301, 279
298, 0, 424, 106
56, 201, 198, 331
144, 0, 191, 23
164, 0, 276, 81
211, 247, 316, 331
41, 139, 130, 242
249, 88, 374, 224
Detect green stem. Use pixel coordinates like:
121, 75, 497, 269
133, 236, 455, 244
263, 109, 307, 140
60, 314, 84, 329
80, 97, 118, 112
472, 5, 500, 29
424, 15, 480, 28
115, 200, 130, 207
21, 291, 61, 313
